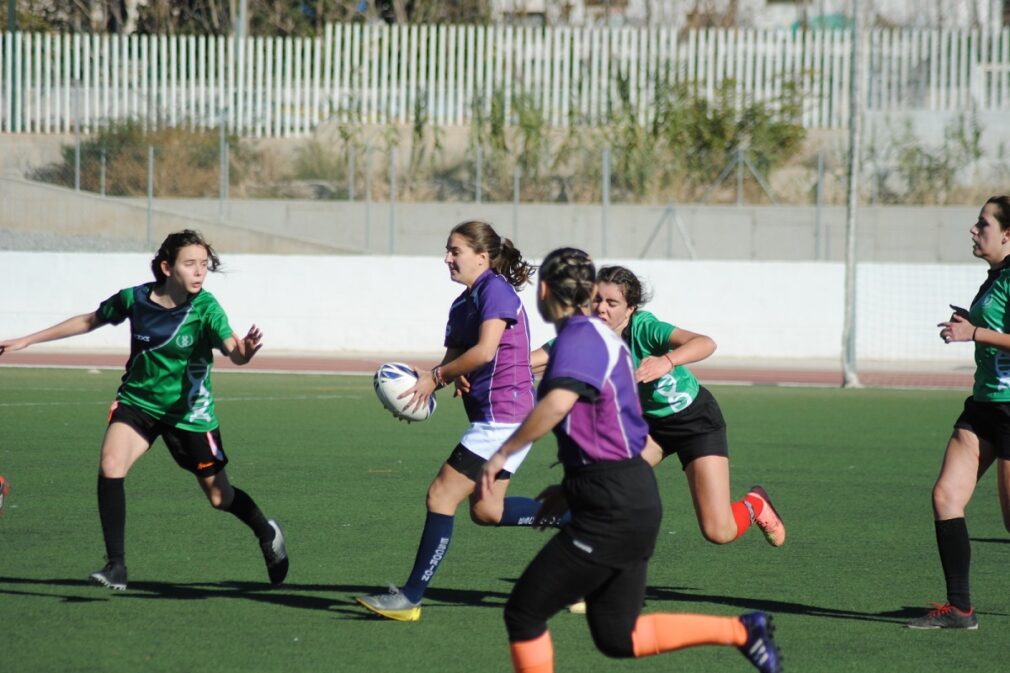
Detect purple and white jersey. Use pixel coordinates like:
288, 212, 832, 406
540, 314, 648, 467
444, 269, 535, 424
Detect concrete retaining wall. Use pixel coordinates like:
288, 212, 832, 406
2, 172, 981, 262
0, 252, 982, 364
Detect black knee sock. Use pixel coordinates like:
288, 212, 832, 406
97, 475, 126, 565
225, 488, 273, 541
935, 517, 972, 611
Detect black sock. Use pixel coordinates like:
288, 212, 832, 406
97, 475, 126, 566
225, 488, 273, 541
935, 517, 972, 611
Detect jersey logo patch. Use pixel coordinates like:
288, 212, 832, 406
176, 335, 194, 348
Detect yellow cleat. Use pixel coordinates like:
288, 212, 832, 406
356, 586, 422, 622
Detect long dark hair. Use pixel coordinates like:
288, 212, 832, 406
450, 220, 534, 288
596, 265, 652, 310
150, 230, 221, 284
539, 247, 596, 312
986, 195, 1010, 230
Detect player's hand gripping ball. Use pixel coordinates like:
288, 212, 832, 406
373, 362, 437, 422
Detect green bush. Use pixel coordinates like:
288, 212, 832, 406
30, 121, 245, 198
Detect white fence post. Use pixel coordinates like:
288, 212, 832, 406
3, 25, 1010, 136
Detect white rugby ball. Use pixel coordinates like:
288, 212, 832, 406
373, 362, 437, 422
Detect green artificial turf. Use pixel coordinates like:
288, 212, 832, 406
1, 368, 1006, 672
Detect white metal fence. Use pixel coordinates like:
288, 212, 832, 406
2, 24, 1010, 137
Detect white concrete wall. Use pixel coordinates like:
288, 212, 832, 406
0, 252, 985, 363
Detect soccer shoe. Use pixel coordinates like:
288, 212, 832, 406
747, 485, 786, 547
738, 612, 782, 673
567, 598, 587, 614
89, 561, 128, 591
0, 474, 9, 516
356, 585, 422, 622
906, 603, 978, 630
260, 519, 289, 586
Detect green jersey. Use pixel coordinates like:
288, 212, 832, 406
969, 264, 1010, 401
621, 310, 700, 417
97, 283, 234, 431
542, 311, 700, 418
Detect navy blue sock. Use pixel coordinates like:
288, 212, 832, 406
401, 511, 454, 603
498, 497, 542, 526
498, 497, 571, 528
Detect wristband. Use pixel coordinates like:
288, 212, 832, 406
431, 366, 446, 389
972, 326, 979, 342
664, 353, 676, 369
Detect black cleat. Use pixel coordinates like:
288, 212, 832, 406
90, 561, 128, 591
260, 519, 288, 585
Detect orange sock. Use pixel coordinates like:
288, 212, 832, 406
631, 613, 747, 657
509, 631, 554, 673
731, 495, 765, 539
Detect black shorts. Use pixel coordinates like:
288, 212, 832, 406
562, 457, 661, 567
646, 385, 729, 470
504, 457, 660, 655
505, 529, 649, 656
109, 401, 229, 477
954, 396, 1010, 459
445, 443, 512, 482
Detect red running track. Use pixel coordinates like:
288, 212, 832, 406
0, 351, 973, 389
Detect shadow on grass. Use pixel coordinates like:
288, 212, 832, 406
971, 537, 1010, 544
0, 576, 350, 611
5, 576, 1006, 624
0, 576, 512, 618
644, 586, 937, 624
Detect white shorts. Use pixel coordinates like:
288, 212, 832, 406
460, 421, 533, 475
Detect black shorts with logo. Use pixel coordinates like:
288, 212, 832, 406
646, 385, 729, 470
954, 396, 1010, 459
109, 401, 229, 477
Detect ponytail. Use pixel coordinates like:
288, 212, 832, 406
450, 220, 535, 289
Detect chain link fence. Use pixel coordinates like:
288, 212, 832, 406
2, 108, 1009, 261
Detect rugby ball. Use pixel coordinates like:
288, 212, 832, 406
373, 362, 437, 422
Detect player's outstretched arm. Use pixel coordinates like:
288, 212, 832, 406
0, 312, 102, 356
224, 324, 263, 365
636, 326, 717, 384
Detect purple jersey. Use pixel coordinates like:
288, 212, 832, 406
444, 269, 535, 423
540, 314, 648, 467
